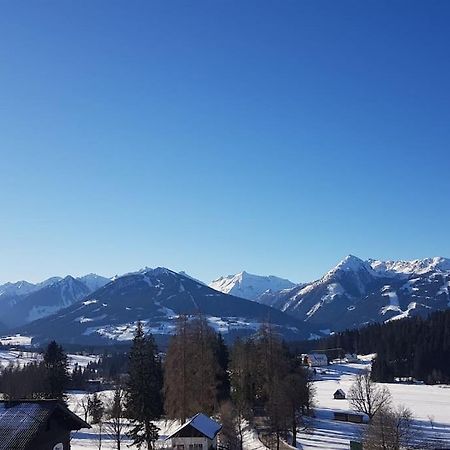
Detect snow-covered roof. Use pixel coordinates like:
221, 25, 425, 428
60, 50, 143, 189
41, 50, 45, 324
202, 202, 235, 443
166, 413, 222, 440
0, 400, 90, 450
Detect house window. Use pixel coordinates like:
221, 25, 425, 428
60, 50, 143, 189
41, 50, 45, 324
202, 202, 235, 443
188, 445, 203, 450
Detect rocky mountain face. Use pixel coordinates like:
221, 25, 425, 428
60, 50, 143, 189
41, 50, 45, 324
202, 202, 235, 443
18, 268, 309, 345
261, 255, 450, 336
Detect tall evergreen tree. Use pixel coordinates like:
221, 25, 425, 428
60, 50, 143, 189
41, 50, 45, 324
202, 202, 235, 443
43, 340, 69, 400
214, 333, 231, 402
89, 392, 105, 425
125, 322, 163, 449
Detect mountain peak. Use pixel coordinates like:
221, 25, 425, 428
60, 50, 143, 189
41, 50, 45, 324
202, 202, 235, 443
209, 271, 296, 301
324, 255, 370, 279
144, 267, 175, 277
62, 275, 76, 282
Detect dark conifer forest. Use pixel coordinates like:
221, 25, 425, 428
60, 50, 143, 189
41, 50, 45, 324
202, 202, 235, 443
314, 309, 450, 383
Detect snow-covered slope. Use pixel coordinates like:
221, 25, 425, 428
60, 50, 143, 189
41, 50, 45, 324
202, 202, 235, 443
264, 255, 450, 334
18, 268, 309, 345
209, 271, 296, 301
0, 274, 110, 327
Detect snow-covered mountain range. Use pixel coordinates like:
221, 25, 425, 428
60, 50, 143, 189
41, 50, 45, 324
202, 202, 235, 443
0, 274, 111, 327
17, 268, 307, 345
209, 271, 296, 301
261, 255, 450, 335
2, 255, 450, 345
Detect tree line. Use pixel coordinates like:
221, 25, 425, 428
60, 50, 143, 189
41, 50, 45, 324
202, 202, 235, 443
315, 309, 450, 383
0, 316, 314, 450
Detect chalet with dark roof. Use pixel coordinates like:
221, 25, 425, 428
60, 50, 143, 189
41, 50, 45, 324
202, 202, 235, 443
333, 388, 346, 400
0, 400, 90, 450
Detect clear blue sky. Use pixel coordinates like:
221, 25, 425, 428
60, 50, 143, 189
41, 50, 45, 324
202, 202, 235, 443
1, 1, 449, 284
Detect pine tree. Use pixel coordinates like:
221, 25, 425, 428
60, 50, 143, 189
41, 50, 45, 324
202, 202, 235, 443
89, 392, 105, 424
71, 365, 86, 390
214, 333, 231, 402
43, 340, 69, 400
126, 322, 163, 449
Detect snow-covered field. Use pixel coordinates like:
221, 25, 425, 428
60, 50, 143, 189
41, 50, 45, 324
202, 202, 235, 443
0, 348, 98, 371
296, 356, 450, 449
1, 350, 449, 449
67, 391, 266, 450
0, 334, 32, 346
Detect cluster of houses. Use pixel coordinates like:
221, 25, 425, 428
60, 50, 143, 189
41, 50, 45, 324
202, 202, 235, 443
0, 399, 222, 450
0, 351, 365, 449
300, 351, 360, 367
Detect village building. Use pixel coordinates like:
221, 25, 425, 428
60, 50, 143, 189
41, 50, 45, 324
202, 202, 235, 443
166, 413, 222, 450
0, 399, 90, 450
301, 353, 328, 367
333, 389, 346, 400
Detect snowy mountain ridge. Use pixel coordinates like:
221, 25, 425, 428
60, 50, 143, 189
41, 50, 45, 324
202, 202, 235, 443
0, 274, 110, 298
2, 256, 450, 343
0, 274, 111, 327
18, 267, 308, 345
368, 256, 450, 276
209, 270, 296, 301
260, 255, 450, 335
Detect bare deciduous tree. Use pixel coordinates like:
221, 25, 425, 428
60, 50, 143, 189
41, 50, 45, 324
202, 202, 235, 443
105, 387, 127, 450
363, 405, 414, 450
77, 393, 91, 423
348, 370, 392, 420
218, 401, 240, 450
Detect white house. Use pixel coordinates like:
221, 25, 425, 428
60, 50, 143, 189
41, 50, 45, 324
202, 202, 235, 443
302, 353, 328, 367
166, 413, 222, 450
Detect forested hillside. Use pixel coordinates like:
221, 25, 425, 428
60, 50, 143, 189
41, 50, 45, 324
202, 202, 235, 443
316, 309, 450, 383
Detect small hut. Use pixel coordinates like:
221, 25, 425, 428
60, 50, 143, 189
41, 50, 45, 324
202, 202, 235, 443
333, 389, 346, 400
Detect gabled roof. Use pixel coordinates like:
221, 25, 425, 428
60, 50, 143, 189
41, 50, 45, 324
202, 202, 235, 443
167, 413, 222, 440
0, 400, 90, 450
334, 389, 346, 395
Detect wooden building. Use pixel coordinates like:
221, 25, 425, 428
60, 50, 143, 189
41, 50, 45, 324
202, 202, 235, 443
0, 400, 90, 450
333, 411, 365, 424
333, 389, 346, 400
166, 413, 222, 450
